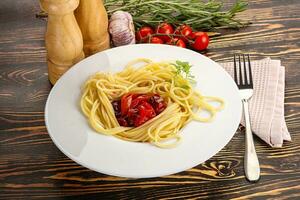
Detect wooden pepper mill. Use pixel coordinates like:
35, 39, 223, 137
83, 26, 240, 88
75, 0, 110, 57
40, 0, 85, 85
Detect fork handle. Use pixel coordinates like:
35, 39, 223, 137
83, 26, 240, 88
242, 99, 260, 182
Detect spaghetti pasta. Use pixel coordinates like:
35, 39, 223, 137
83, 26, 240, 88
80, 59, 224, 148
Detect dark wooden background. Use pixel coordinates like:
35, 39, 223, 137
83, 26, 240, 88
1, 0, 299, 199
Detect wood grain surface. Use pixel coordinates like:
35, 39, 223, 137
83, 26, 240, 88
0, 0, 299, 199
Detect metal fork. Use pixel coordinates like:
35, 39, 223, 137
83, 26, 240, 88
234, 54, 260, 182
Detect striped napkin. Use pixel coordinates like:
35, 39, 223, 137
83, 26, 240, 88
220, 58, 291, 147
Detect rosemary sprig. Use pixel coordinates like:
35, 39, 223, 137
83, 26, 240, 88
104, 0, 249, 30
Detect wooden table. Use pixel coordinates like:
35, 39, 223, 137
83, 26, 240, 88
1, 0, 299, 199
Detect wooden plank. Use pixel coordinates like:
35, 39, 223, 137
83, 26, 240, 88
0, 0, 299, 199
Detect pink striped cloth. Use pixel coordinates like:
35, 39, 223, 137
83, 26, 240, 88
220, 58, 291, 147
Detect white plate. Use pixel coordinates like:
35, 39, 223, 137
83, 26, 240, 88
45, 44, 242, 178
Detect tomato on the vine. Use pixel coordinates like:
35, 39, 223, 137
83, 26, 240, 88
192, 32, 209, 51
150, 36, 164, 44
136, 26, 154, 42
193, 31, 209, 38
174, 24, 193, 42
167, 37, 186, 48
155, 23, 174, 42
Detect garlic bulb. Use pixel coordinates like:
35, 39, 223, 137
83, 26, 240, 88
109, 11, 136, 46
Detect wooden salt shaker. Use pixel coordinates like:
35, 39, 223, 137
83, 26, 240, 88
75, 0, 110, 57
40, 0, 85, 85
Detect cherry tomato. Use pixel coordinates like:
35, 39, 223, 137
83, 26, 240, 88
121, 93, 133, 116
174, 24, 193, 42
155, 23, 174, 42
136, 26, 154, 42
194, 31, 208, 38
150, 36, 164, 44
192, 32, 209, 51
167, 37, 186, 48
187, 32, 195, 40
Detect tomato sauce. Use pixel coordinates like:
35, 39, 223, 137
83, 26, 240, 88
112, 93, 167, 127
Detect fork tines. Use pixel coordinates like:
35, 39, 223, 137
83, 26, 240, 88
234, 54, 253, 89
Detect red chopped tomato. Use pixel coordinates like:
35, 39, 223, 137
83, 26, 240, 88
112, 100, 121, 117
112, 93, 167, 127
134, 101, 156, 127
130, 94, 149, 108
121, 93, 133, 116
117, 117, 128, 127
135, 94, 151, 102
149, 94, 167, 114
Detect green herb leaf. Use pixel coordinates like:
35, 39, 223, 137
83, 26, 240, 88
181, 85, 190, 90
172, 60, 196, 88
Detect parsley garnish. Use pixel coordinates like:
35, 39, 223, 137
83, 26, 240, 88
173, 61, 196, 88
